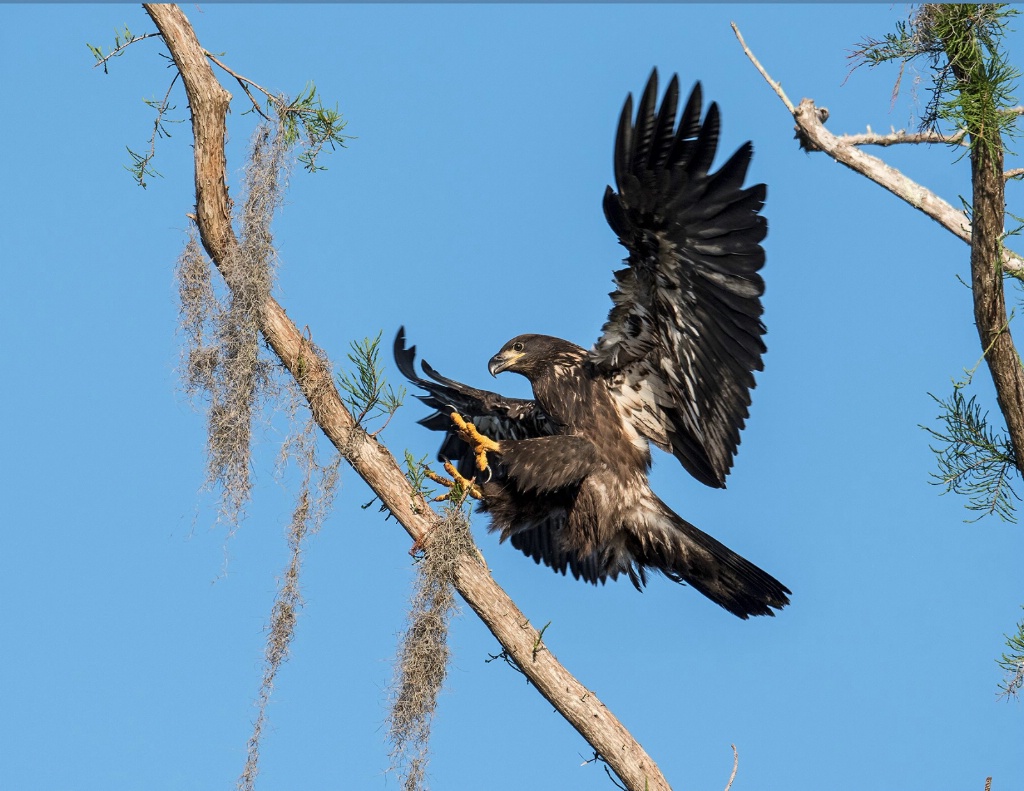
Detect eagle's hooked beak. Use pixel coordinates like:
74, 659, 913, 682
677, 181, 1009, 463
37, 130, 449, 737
488, 350, 519, 377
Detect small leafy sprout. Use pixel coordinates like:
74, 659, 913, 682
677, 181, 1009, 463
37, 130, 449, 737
125, 146, 161, 188
532, 620, 552, 660
404, 450, 437, 506
336, 331, 405, 436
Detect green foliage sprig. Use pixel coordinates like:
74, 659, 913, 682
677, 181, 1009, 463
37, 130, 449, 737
126, 76, 184, 188
337, 331, 405, 435
852, 4, 1020, 150
997, 608, 1024, 699
277, 82, 352, 173
87, 25, 160, 74
923, 387, 1020, 521
403, 450, 436, 506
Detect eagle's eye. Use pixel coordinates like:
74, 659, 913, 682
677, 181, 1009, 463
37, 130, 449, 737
512, 341, 524, 352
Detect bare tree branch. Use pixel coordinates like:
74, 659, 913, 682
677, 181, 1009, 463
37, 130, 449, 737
839, 127, 968, 147
141, 4, 671, 790
730, 22, 1024, 277
204, 51, 275, 122
722, 744, 739, 791
731, 21, 795, 113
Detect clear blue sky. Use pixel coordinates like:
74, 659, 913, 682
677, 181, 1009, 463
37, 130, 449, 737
2, 4, 1021, 790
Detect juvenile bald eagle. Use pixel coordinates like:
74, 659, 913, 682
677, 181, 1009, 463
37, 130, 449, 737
395, 71, 789, 618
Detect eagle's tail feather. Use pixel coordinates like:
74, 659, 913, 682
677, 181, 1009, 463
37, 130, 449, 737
630, 501, 790, 619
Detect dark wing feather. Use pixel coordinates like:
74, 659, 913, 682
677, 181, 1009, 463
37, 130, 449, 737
394, 328, 555, 478
592, 70, 767, 489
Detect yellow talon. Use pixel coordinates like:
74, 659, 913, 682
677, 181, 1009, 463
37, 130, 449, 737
424, 460, 482, 502
450, 412, 501, 472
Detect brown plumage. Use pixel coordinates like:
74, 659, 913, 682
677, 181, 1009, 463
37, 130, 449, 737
395, 71, 789, 618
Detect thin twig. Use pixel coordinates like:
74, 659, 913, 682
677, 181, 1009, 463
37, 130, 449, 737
730, 22, 794, 113
1005, 168, 1024, 181
91, 31, 161, 69
205, 51, 275, 122
126, 70, 182, 187
145, 72, 180, 160
723, 744, 739, 791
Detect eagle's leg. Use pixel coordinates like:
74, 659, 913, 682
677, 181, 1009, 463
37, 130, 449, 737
450, 411, 501, 473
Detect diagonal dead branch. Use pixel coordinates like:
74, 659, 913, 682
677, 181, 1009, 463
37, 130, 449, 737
731, 22, 794, 113
731, 21, 1024, 277
142, 5, 671, 790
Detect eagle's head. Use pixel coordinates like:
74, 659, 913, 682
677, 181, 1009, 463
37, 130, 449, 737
488, 334, 586, 379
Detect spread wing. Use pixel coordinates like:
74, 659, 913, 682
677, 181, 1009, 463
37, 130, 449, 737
592, 70, 767, 489
393, 327, 555, 479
